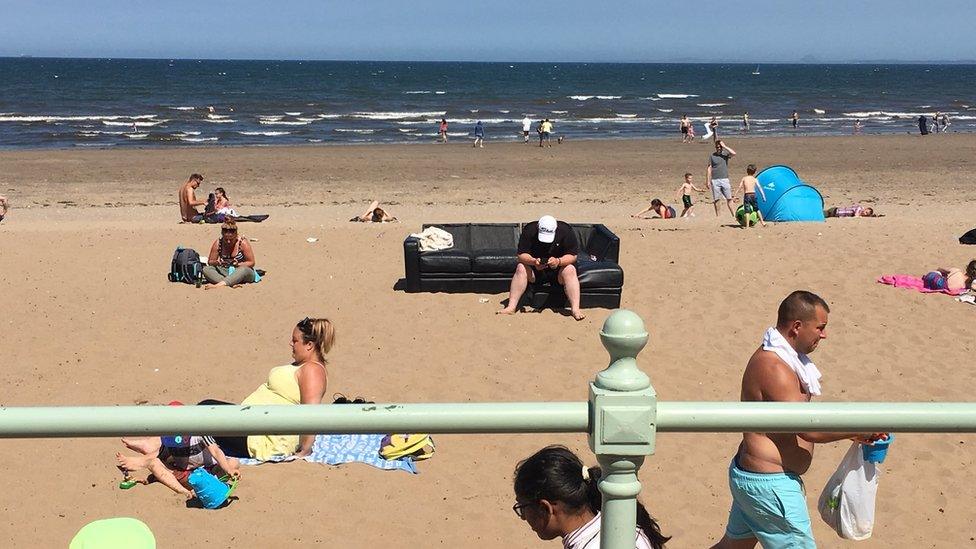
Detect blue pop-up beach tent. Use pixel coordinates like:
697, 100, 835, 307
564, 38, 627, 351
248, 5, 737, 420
756, 165, 825, 222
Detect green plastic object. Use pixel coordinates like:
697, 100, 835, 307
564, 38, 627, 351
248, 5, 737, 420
69, 517, 155, 549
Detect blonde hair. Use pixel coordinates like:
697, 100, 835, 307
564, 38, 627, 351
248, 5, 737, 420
298, 317, 336, 360
220, 219, 238, 232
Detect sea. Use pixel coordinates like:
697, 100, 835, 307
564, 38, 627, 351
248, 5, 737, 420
1, 58, 974, 149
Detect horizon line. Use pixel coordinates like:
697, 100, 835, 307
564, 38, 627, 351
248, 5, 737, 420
3, 55, 976, 65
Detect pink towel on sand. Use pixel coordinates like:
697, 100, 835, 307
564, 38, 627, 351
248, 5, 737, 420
877, 274, 963, 295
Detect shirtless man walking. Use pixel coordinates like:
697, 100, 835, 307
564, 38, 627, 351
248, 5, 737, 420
179, 173, 206, 222
711, 290, 885, 549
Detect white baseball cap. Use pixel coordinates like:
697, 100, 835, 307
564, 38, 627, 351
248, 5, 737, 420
537, 215, 557, 243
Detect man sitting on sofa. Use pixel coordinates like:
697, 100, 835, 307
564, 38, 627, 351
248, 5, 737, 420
497, 215, 585, 321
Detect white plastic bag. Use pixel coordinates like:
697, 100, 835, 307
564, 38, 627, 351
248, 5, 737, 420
817, 442, 879, 540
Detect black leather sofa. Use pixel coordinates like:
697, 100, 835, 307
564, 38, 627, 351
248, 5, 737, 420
402, 223, 623, 309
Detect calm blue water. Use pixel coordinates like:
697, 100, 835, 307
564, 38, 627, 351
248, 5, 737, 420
0, 58, 973, 149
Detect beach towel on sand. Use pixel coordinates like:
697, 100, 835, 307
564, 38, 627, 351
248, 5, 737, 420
877, 274, 963, 295
237, 434, 418, 474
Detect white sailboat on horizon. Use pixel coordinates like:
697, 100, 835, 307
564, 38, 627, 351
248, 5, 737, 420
751, 65, 761, 75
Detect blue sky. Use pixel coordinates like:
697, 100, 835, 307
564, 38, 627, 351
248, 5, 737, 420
1, 0, 972, 62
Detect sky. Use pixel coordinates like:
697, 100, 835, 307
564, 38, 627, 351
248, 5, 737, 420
1, 0, 972, 63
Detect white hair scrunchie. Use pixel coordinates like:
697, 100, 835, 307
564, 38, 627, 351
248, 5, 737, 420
582, 466, 590, 481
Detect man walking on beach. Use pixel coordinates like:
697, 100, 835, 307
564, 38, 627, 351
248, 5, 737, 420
706, 140, 736, 219
179, 173, 207, 223
497, 215, 585, 321
710, 291, 885, 549
791, 111, 799, 129
522, 116, 532, 143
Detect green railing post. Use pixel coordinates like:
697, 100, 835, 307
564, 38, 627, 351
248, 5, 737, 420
589, 310, 656, 549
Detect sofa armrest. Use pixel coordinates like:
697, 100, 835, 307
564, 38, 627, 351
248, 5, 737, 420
593, 224, 620, 263
403, 236, 422, 292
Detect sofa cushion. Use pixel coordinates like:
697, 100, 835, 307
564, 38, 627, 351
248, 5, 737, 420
470, 224, 520, 251
419, 250, 472, 273
576, 260, 623, 288
471, 249, 518, 273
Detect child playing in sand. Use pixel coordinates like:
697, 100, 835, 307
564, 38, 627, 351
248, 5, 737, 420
735, 164, 767, 228
675, 172, 704, 218
632, 199, 676, 219
116, 403, 241, 499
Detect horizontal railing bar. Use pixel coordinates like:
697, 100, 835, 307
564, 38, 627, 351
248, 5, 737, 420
0, 403, 589, 438
2, 402, 976, 439
657, 402, 976, 432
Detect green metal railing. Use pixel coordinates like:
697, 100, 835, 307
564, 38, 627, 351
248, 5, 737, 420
2, 310, 976, 548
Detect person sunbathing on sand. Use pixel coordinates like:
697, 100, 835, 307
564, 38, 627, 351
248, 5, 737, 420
116, 402, 241, 499
923, 260, 976, 292
632, 199, 676, 220
824, 204, 880, 218
350, 201, 398, 223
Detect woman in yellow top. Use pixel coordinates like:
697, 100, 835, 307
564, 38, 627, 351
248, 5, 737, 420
201, 317, 334, 460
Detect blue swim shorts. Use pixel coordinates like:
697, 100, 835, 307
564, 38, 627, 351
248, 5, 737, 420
724, 458, 816, 548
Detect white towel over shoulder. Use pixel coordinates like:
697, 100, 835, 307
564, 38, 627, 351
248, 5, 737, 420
762, 327, 822, 396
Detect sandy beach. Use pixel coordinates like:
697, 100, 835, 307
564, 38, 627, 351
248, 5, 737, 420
2, 134, 976, 547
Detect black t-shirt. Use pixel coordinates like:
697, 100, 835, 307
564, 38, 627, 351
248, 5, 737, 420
517, 221, 580, 261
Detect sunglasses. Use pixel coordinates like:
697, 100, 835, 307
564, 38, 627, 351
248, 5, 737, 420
512, 501, 537, 519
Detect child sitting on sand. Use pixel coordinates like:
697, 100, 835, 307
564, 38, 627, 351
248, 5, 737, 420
350, 200, 398, 223
675, 172, 704, 218
633, 199, 676, 220
116, 403, 241, 499
734, 164, 767, 228
213, 187, 238, 217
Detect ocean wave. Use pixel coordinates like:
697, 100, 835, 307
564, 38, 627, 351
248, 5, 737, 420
657, 108, 673, 113
296, 117, 319, 122
258, 119, 310, 125
207, 114, 230, 119
404, 90, 432, 94
284, 111, 301, 116
813, 109, 826, 114
615, 114, 637, 118
203, 118, 236, 123
640, 97, 663, 101
568, 95, 622, 101
74, 142, 116, 147
307, 138, 323, 142
697, 103, 727, 107
552, 110, 568, 114
124, 133, 149, 139
238, 130, 291, 136
657, 94, 699, 99
0, 115, 124, 122
173, 131, 201, 137
434, 91, 446, 95
333, 128, 377, 133
78, 130, 125, 135
316, 114, 345, 119
259, 115, 283, 121
469, 109, 479, 113
352, 111, 445, 120
843, 111, 932, 118
103, 120, 166, 127
500, 110, 510, 113
397, 128, 416, 132
580, 117, 648, 123
181, 137, 218, 142
168, 106, 196, 111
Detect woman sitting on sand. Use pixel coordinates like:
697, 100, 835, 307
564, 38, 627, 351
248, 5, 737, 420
632, 199, 676, 220
203, 219, 257, 289
825, 204, 878, 217
350, 200, 398, 223
200, 317, 334, 460
513, 446, 669, 548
